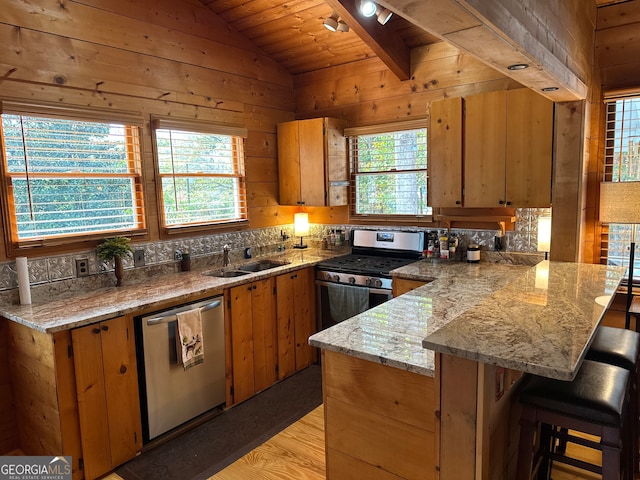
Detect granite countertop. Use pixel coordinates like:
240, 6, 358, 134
0, 248, 341, 333
309, 259, 625, 380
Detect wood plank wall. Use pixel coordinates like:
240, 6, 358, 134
0, 0, 299, 261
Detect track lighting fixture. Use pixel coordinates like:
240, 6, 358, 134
324, 11, 349, 32
337, 20, 350, 32
377, 7, 393, 25
359, 0, 377, 17
323, 12, 339, 31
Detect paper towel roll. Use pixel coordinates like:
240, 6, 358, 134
16, 257, 31, 305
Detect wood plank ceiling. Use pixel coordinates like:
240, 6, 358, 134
198, 0, 439, 76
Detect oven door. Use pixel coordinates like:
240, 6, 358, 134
316, 279, 393, 330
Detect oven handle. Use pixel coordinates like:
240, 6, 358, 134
315, 280, 392, 297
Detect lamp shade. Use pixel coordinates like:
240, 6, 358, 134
537, 216, 552, 253
294, 212, 310, 237
599, 182, 640, 224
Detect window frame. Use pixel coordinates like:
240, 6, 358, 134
0, 99, 147, 256
345, 119, 433, 225
599, 92, 640, 281
151, 116, 249, 237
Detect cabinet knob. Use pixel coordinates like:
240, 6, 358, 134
101, 325, 109, 331
506, 201, 512, 206
455, 200, 461, 205
498, 200, 505, 205
297, 201, 305, 205
92, 328, 101, 334
120, 364, 127, 374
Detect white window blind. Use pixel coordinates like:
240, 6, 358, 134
348, 126, 430, 217
600, 95, 640, 274
0, 114, 145, 244
152, 119, 248, 229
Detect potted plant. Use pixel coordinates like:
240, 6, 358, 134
97, 236, 132, 287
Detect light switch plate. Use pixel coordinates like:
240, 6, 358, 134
133, 249, 145, 267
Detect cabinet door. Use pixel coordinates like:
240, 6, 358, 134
276, 273, 296, 380
229, 283, 255, 404
464, 91, 507, 207
251, 277, 277, 393
429, 97, 463, 207
505, 89, 553, 207
325, 117, 348, 206
294, 268, 317, 371
277, 120, 302, 206
72, 315, 141, 480
298, 118, 327, 206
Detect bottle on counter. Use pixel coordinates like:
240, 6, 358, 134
181, 247, 191, 271
426, 240, 434, 258
439, 231, 449, 259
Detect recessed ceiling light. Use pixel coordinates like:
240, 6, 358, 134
541, 87, 559, 92
323, 12, 339, 32
507, 63, 529, 71
360, 0, 377, 17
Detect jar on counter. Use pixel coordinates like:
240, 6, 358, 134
467, 244, 481, 263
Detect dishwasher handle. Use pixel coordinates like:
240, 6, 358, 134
146, 299, 221, 326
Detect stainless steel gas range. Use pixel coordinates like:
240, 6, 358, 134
315, 229, 424, 329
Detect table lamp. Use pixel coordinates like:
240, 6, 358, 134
599, 181, 640, 328
293, 212, 309, 249
537, 216, 552, 260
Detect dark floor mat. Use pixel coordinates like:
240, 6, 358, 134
116, 365, 322, 480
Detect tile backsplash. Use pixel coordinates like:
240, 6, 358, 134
0, 208, 550, 291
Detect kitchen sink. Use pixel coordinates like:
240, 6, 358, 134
237, 259, 291, 272
203, 270, 250, 278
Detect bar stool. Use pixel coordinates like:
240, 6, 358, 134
585, 325, 640, 474
516, 359, 632, 480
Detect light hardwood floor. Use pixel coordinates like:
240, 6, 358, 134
103, 406, 610, 480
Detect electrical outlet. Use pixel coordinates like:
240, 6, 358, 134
175, 250, 183, 261
76, 259, 90, 277
133, 249, 145, 267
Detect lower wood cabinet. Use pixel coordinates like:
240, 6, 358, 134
71, 315, 142, 480
276, 267, 317, 380
393, 278, 428, 297
228, 276, 278, 404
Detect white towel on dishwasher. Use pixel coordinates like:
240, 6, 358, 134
327, 283, 370, 323
176, 308, 204, 370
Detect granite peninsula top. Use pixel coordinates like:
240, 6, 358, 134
309, 259, 625, 380
0, 248, 339, 334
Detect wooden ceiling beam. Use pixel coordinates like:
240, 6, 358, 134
379, 0, 590, 102
325, 0, 412, 80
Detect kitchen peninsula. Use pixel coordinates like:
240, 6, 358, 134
309, 259, 626, 480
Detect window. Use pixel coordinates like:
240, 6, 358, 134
152, 117, 248, 232
600, 95, 640, 274
347, 120, 430, 220
0, 102, 145, 251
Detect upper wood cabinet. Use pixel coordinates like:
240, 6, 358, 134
465, 89, 553, 208
429, 97, 463, 208
277, 117, 348, 207
72, 315, 142, 480
429, 89, 553, 209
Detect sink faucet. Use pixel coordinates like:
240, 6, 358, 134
223, 244, 230, 267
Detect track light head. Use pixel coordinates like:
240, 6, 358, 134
336, 20, 350, 32
323, 12, 339, 32
359, 0, 377, 17
377, 8, 392, 25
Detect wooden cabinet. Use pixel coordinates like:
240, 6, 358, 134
276, 267, 317, 380
429, 97, 463, 208
392, 278, 428, 297
465, 88, 553, 208
71, 315, 142, 480
429, 89, 553, 208
228, 277, 278, 404
277, 117, 347, 206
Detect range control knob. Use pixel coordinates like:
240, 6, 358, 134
367, 278, 382, 288
332, 274, 341, 282
348, 277, 356, 285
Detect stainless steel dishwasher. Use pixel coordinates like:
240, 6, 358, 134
136, 295, 226, 441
